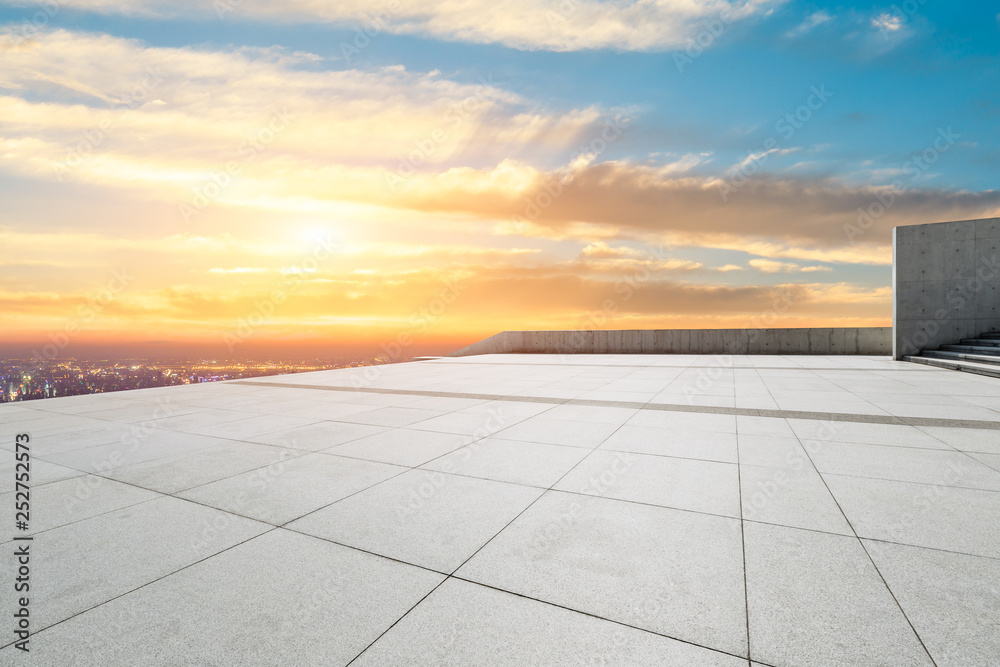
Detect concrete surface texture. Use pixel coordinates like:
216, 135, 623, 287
449, 328, 891, 357
893, 217, 1000, 359
2, 353, 999, 665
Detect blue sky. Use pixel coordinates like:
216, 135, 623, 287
0, 0, 997, 350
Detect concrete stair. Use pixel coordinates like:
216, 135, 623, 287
904, 330, 1000, 378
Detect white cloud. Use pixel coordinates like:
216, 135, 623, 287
749, 258, 799, 273
0, 29, 610, 203
750, 258, 832, 273
40, 0, 787, 52
786, 10, 832, 38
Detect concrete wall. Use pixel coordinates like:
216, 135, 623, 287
449, 328, 891, 357
893, 217, 1000, 359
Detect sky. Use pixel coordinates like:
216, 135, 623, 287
0, 0, 998, 359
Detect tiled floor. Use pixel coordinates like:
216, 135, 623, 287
2, 353, 999, 665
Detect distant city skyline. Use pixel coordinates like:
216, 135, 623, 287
1, 1, 998, 356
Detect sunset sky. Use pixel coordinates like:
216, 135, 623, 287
1, 1, 998, 358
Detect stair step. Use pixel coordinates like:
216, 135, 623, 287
980, 332, 1000, 339
904, 355, 1000, 379
959, 339, 1000, 347
923, 349, 1000, 365
940, 344, 1000, 356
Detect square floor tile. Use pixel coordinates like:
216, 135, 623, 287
744, 522, 933, 667
339, 406, 445, 427
457, 491, 748, 657
808, 442, 1000, 491
627, 410, 737, 433
823, 474, 1000, 558
788, 419, 949, 449
179, 453, 404, 524
600, 424, 738, 463
0, 496, 269, 630
737, 434, 809, 469
288, 470, 542, 572
246, 421, 389, 451
919, 426, 1000, 454
421, 437, 589, 488
12, 529, 443, 665
104, 441, 306, 493
2, 475, 158, 534
555, 450, 741, 517
740, 465, 852, 534
864, 539, 1000, 667
410, 411, 522, 437
494, 417, 621, 448
356, 578, 747, 667
328, 428, 472, 467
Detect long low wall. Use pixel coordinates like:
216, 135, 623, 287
449, 328, 891, 356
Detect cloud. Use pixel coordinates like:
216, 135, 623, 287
871, 12, 904, 35
750, 259, 832, 273
749, 258, 799, 273
388, 159, 1000, 256
44, 0, 786, 52
785, 10, 832, 38
580, 242, 643, 259
716, 264, 743, 272
0, 29, 610, 193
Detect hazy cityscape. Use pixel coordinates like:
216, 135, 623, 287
0, 355, 397, 402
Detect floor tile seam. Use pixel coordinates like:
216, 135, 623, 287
0, 494, 165, 546
18, 459, 301, 533
790, 439, 965, 454
734, 401, 753, 664
814, 371, 926, 419
857, 535, 1000, 562
406, 415, 571, 472
439, 417, 637, 598
445, 574, 760, 664
344, 577, 452, 666
597, 445, 738, 467
789, 429, 940, 666
818, 470, 1000, 495
0, 527, 279, 651
272, 465, 418, 529
236, 381, 1000, 429
38, 436, 316, 485
910, 424, 1000, 474
164, 442, 414, 500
